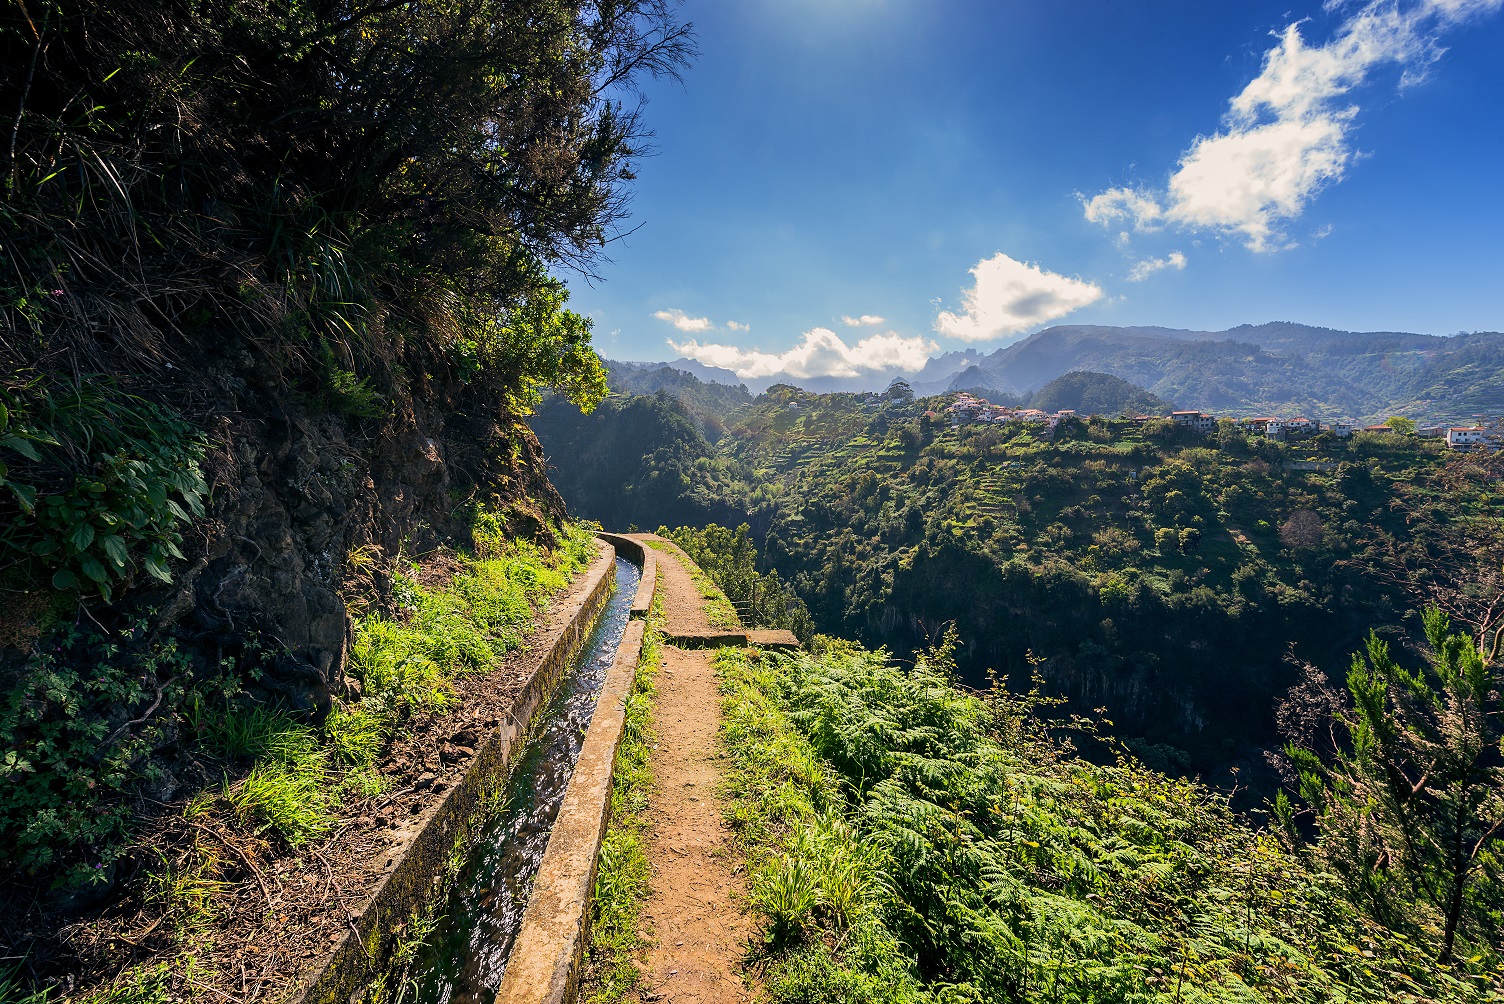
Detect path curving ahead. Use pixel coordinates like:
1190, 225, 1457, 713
632, 534, 720, 636
626, 535, 757, 1004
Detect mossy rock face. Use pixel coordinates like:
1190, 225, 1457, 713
502, 502, 552, 546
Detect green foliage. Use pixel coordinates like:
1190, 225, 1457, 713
0, 379, 207, 600
660, 523, 816, 642
317, 342, 385, 419
349, 521, 597, 712
489, 281, 609, 413
719, 638, 1498, 1003
1385, 416, 1418, 435
327, 704, 389, 772
2, 0, 686, 419
1290, 607, 1504, 962
144, 843, 226, 939
0, 623, 202, 886
580, 588, 664, 1002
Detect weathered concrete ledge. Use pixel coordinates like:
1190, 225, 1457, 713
288, 541, 618, 1004
495, 616, 648, 1004
664, 628, 802, 651
596, 531, 656, 617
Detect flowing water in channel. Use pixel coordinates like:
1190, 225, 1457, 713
408, 556, 640, 1004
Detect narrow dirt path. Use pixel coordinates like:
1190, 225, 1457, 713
627, 536, 756, 1004
634, 534, 718, 635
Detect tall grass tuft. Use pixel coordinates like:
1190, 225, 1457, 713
230, 757, 331, 846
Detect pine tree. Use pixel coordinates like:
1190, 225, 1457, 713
1288, 607, 1504, 961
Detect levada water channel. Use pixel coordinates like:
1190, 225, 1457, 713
406, 555, 641, 1004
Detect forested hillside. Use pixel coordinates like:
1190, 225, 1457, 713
602, 359, 753, 436
531, 391, 750, 531
535, 382, 1504, 784
1020, 370, 1175, 416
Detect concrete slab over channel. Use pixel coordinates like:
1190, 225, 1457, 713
664, 629, 802, 651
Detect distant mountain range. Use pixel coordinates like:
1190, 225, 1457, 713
618, 322, 1504, 424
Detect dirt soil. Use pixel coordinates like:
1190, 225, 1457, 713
628, 536, 758, 1004
7, 544, 612, 1004
633, 536, 717, 636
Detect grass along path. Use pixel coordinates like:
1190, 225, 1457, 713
580, 582, 664, 1001
638, 535, 739, 632
614, 538, 757, 1003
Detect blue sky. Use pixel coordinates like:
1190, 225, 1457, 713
573, 0, 1504, 379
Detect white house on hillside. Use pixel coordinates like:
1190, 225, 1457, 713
1448, 426, 1491, 450
1170, 410, 1217, 434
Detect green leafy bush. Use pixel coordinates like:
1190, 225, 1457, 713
0, 625, 197, 886
0, 379, 207, 600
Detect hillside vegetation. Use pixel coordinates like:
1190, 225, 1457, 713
717, 634, 1504, 1002
0, 2, 690, 998
534, 381, 1504, 783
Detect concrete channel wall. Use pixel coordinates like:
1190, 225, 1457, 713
495, 533, 657, 1004
596, 532, 656, 618
289, 541, 619, 1004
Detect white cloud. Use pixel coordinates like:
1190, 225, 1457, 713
726, 320, 750, 332
1126, 251, 1188, 282
669, 328, 937, 380
1082, 188, 1165, 230
1085, 0, 1502, 251
840, 314, 886, 327
652, 308, 714, 332
933, 253, 1103, 342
